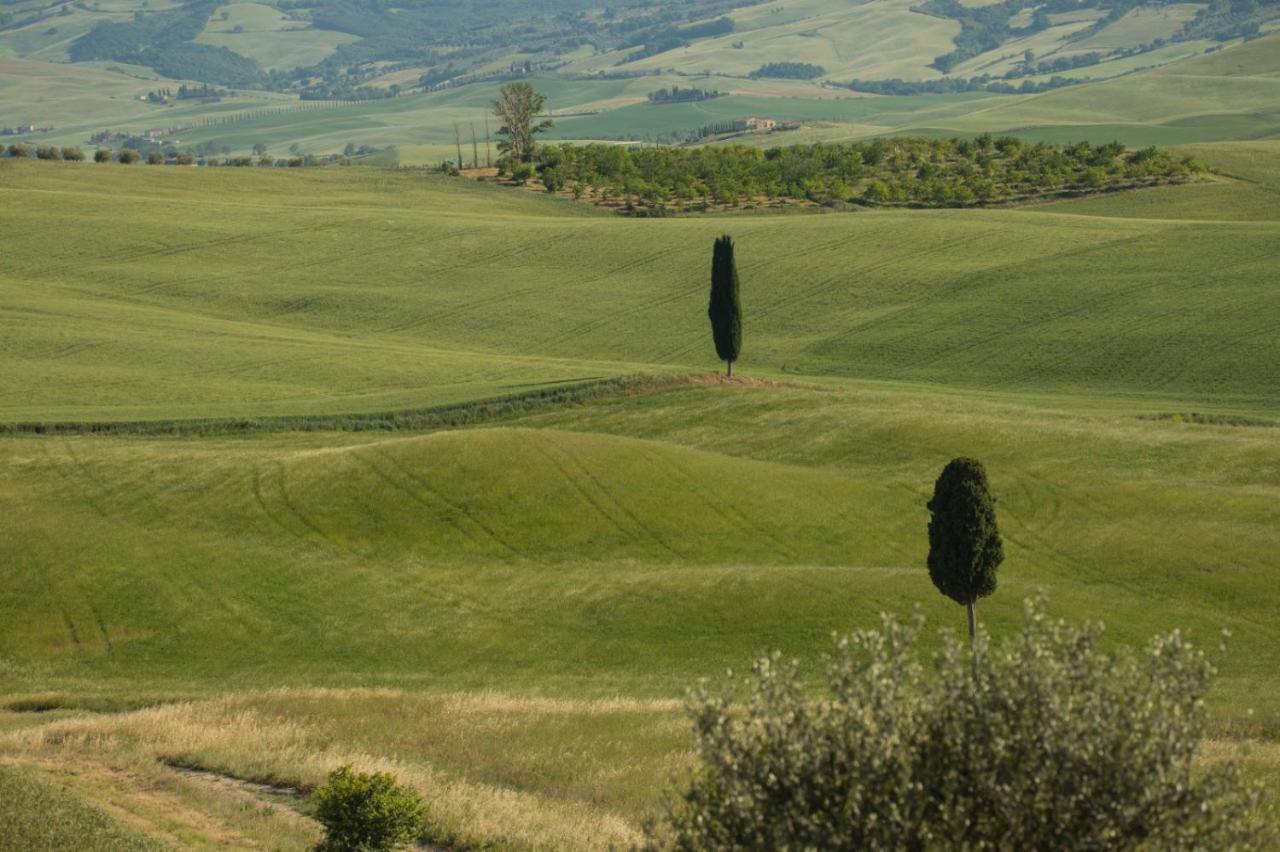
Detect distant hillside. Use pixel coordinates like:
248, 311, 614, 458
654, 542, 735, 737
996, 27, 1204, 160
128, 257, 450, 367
2, 0, 1276, 96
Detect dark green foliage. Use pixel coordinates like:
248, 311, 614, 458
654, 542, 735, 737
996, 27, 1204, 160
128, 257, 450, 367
6, 143, 30, 159
68, 0, 260, 87
60, 147, 85, 162
313, 765, 425, 851
921, 0, 1048, 73
658, 600, 1267, 850
926, 457, 1002, 607
93, 149, 111, 163
708, 235, 741, 374
532, 137, 1203, 211
34, 145, 60, 160
647, 85, 723, 103
749, 61, 825, 79
117, 149, 140, 165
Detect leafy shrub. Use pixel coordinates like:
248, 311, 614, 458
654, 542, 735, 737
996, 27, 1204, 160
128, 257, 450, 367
93, 148, 111, 163
61, 147, 85, 161
146, 151, 165, 165
35, 145, 61, 160
511, 162, 536, 184
656, 597, 1265, 850
117, 149, 140, 164
313, 765, 424, 851
6, 143, 30, 159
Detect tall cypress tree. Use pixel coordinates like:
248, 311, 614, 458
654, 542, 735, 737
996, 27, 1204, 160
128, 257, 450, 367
708, 235, 742, 376
926, 457, 1003, 662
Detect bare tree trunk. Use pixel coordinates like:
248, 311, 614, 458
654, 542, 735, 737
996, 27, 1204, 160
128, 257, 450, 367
484, 116, 492, 167
470, 122, 479, 169
967, 600, 978, 676
453, 123, 463, 170
726, 360, 732, 378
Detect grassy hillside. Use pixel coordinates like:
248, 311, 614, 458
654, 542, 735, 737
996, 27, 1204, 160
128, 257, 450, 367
2, 382, 1278, 846
1, 153, 1278, 847
3, 155, 1278, 424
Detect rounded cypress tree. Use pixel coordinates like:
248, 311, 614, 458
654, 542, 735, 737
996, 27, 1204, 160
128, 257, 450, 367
708, 235, 742, 376
926, 457, 1003, 654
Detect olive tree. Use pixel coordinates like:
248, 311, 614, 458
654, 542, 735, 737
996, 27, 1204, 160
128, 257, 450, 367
655, 598, 1265, 851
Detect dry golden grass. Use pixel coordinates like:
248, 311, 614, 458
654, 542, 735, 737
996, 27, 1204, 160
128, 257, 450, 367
1, 689, 688, 849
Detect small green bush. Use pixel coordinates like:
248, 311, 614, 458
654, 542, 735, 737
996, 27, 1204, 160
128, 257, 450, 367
511, 162, 535, 184
61, 147, 85, 161
117, 149, 140, 165
313, 765, 424, 851
657, 597, 1266, 850
7, 143, 30, 159
93, 148, 111, 163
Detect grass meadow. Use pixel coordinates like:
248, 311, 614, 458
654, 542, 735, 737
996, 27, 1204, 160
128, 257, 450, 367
1, 134, 1278, 846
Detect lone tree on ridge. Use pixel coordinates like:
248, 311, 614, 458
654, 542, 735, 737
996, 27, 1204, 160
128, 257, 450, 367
492, 82, 552, 164
926, 457, 1003, 662
708, 235, 742, 377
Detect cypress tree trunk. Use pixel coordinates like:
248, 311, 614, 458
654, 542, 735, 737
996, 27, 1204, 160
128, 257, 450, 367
967, 600, 978, 676
727, 360, 732, 377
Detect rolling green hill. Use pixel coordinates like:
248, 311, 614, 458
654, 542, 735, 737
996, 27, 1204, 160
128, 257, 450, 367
1, 151, 1279, 847
2, 150, 1278, 425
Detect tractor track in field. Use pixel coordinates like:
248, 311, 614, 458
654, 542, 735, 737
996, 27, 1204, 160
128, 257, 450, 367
639, 445, 799, 562
370, 444, 526, 558
347, 448, 489, 552
531, 435, 683, 559
251, 464, 341, 555
270, 460, 358, 555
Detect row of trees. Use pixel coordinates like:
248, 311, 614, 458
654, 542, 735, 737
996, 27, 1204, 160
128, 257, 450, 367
525, 135, 1205, 210
2, 145, 330, 168
5, 144, 86, 161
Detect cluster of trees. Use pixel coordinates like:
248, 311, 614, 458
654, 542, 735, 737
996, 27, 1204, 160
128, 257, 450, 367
5, 144, 85, 161
526, 135, 1205, 210
647, 85, 724, 103
69, 0, 259, 87
620, 15, 735, 62
749, 62, 826, 79
845, 73, 1082, 96
922, 0, 1277, 73
674, 237, 1264, 847
3, 143, 351, 168
58, 0, 765, 94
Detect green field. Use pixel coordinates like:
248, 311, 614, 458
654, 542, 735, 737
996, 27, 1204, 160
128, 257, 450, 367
1, 132, 1279, 847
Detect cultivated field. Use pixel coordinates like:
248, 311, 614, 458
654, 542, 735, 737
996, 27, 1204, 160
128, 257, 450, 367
1, 133, 1279, 846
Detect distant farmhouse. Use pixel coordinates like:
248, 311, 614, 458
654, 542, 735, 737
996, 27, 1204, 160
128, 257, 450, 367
744, 116, 777, 132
